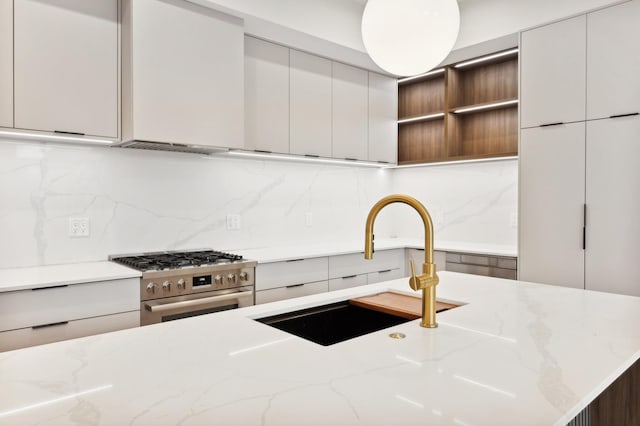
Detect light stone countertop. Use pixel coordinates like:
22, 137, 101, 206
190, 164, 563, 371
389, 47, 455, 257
0, 261, 141, 293
0, 239, 515, 293
236, 237, 518, 263
0, 271, 638, 425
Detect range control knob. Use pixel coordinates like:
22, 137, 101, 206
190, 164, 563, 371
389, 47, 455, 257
176, 278, 186, 290
239, 272, 249, 282
146, 282, 157, 294
214, 275, 223, 286
162, 280, 172, 291
226, 273, 237, 284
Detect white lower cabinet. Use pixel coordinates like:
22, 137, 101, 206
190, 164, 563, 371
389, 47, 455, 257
255, 249, 406, 304
329, 249, 404, 279
256, 281, 328, 305
367, 268, 403, 284
0, 311, 139, 352
0, 278, 139, 352
405, 249, 447, 276
256, 257, 328, 291
329, 274, 368, 292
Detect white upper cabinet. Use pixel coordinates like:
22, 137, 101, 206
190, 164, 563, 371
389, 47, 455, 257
14, 0, 118, 138
0, 0, 12, 129
123, 0, 243, 148
519, 123, 585, 289
244, 37, 290, 154
587, 1, 640, 120
368, 72, 398, 164
332, 62, 369, 161
585, 116, 640, 296
520, 15, 586, 128
289, 50, 332, 158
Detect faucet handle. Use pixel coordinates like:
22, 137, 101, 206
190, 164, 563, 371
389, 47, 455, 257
409, 259, 439, 291
409, 259, 420, 291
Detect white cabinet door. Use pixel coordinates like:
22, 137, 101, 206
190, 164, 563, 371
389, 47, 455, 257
586, 117, 640, 296
256, 257, 329, 291
245, 37, 290, 154
0, 0, 11, 129
369, 72, 398, 164
290, 50, 332, 157
367, 268, 403, 284
587, 1, 640, 120
125, 0, 243, 148
332, 62, 369, 160
329, 274, 368, 292
0, 278, 139, 332
255, 281, 328, 305
519, 123, 585, 288
0, 311, 139, 353
14, 0, 118, 137
520, 16, 586, 128
405, 249, 446, 276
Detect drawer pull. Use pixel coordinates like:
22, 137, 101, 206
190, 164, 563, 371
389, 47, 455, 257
54, 130, 85, 136
32, 284, 68, 291
609, 112, 639, 119
32, 321, 69, 330
286, 258, 305, 263
341, 275, 357, 279
540, 122, 564, 127
285, 284, 304, 289
304, 154, 320, 158
378, 269, 392, 274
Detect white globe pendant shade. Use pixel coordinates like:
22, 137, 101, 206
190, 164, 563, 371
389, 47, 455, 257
361, 0, 460, 77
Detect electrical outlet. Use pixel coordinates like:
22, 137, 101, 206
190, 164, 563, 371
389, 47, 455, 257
68, 217, 90, 237
226, 214, 241, 230
510, 211, 518, 229
305, 212, 313, 227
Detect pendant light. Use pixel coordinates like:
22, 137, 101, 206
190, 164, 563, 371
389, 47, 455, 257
361, 0, 460, 77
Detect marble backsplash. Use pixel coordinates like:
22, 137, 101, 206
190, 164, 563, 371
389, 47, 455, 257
0, 140, 517, 268
391, 159, 518, 248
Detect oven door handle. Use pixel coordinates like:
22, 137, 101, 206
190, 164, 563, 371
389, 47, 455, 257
145, 290, 253, 313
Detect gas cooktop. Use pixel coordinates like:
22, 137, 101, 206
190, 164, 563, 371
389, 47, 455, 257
109, 249, 245, 272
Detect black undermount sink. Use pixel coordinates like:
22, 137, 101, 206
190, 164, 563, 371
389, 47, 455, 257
255, 301, 412, 346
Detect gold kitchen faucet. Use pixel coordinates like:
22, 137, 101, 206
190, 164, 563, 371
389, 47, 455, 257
364, 195, 440, 328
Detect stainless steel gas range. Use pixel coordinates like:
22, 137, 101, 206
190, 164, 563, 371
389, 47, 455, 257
110, 250, 256, 326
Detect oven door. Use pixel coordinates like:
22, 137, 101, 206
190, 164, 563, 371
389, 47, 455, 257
141, 286, 254, 326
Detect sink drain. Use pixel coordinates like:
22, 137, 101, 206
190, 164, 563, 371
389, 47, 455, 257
389, 332, 406, 339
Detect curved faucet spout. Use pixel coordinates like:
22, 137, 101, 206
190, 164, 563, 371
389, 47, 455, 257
364, 194, 440, 328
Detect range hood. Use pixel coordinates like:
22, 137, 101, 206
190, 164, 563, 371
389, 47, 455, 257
116, 140, 229, 156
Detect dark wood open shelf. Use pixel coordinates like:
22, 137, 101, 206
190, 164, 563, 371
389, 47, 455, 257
397, 50, 519, 165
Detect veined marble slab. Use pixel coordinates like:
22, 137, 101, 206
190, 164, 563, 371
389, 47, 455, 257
0, 271, 638, 425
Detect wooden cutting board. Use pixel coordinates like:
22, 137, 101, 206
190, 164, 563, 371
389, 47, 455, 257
349, 292, 458, 319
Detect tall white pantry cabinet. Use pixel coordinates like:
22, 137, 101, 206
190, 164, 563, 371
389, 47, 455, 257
519, 0, 640, 296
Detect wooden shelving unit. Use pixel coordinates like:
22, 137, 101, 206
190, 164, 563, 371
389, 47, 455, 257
397, 49, 518, 165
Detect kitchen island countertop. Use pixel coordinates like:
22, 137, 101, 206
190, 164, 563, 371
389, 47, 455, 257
1, 271, 638, 425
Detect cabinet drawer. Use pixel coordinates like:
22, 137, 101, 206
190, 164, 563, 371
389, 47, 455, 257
0, 278, 139, 332
329, 249, 404, 279
0, 311, 139, 352
405, 249, 447, 275
256, 257, 328, 291
328, 274, 368, 292
367, 268, 403, 284
255, 281, 328, 304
